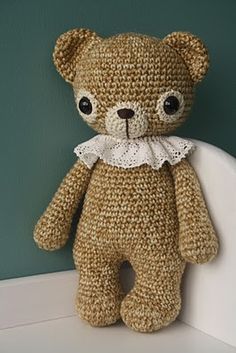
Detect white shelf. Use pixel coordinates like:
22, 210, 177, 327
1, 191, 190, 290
1, 316, 235, 353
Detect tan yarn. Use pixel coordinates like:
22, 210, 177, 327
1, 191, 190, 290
73, 33, 196, 137
53, 28, 100, 84
170, 159, 218, 263
163, 32, 209, 84
34, 160, 91, 250
34, 29, 218, 333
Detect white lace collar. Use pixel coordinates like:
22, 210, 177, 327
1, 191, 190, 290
74, 134, 195, 170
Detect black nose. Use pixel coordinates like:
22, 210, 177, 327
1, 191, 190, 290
117, 108, 135, 119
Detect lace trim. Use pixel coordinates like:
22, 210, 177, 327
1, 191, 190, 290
74, 135, 195, 170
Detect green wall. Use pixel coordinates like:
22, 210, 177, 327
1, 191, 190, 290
1, 0, 235, 280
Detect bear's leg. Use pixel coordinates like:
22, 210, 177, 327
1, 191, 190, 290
75, 257, 124, 327
120, 256, 185, 332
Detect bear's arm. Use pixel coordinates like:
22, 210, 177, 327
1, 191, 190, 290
34, 160, 92, 251
170, 159, 218, 264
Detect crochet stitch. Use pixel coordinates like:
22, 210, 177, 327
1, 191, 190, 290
34, 29, 218, 333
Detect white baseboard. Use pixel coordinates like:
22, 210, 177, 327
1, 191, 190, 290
0, 268, 235, 349
0, 267, 135, 331
0, 270, 78, 330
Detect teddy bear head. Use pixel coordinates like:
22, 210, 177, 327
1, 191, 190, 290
53, 29, 209, 139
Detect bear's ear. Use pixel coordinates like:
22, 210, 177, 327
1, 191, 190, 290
163, 32, 209, 84
53, 28, 100, 84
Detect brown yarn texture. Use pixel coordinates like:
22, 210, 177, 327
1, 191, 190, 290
34, 29, 218, 333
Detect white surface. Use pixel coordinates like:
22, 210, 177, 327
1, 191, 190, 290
180, 139, 236, 347
1, 316, 235, 353
0, 267, 134, 330
0, 270, 77, 329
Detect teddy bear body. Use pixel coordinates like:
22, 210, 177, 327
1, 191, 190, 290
74, 160, 184, 330
34, 29, 218, 333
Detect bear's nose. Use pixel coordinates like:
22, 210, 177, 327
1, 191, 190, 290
117, 108, 135, 119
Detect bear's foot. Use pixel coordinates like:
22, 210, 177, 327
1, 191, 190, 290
76, 292, 123, 327
120, 290, 181, 332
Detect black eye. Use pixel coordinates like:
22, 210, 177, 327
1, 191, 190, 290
163, 96, 180, 115
79, 97, 92, 115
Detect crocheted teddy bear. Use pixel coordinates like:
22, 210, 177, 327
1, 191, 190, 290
34, 29, 218, 333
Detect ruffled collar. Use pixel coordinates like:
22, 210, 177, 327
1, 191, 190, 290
74, 134, 195, 170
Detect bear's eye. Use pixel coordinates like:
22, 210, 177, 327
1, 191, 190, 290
156, 90, 185, 122
78, 97, 92, 115
163, 96, 180, 115
75, 90, 97, 123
